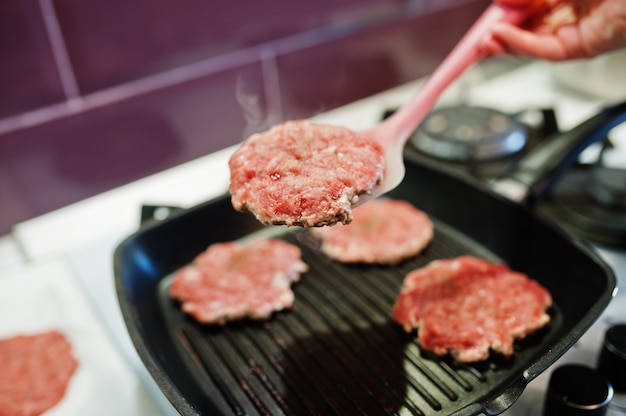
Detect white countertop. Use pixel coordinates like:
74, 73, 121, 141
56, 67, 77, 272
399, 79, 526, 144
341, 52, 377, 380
0, 258, 163, 415
1, 59, 624, 415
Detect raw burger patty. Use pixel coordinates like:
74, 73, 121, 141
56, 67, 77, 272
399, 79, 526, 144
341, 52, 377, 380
312, 198, 434, 264
170, 239, 308, 324
228, 120, 385, 227
392, 256, 552, 363
0, 330, 78, 416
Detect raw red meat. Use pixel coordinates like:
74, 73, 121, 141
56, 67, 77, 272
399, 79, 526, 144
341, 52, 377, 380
170, 239, 308, 324
392, 256, 552, 362
228, 120, 385, 227
0, 330, 78, 416
312, 198, 434, 264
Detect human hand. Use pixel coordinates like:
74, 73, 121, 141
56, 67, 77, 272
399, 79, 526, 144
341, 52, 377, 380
482, 0, 626, 60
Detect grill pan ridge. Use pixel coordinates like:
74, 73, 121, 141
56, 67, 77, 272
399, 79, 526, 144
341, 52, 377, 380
115, 155, 615, 416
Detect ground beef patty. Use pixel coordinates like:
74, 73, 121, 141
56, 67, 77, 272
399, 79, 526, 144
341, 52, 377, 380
170, 239, 308, 324
393, 256, 552, 363
228, 120, 385, 227
0, 330, 78, 416
312, 199, 434, 264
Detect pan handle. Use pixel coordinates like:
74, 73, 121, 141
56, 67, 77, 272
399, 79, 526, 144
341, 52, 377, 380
490, 100, 626, 205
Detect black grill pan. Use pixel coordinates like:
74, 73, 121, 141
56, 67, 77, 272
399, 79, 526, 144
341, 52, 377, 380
115, 152, 615, 416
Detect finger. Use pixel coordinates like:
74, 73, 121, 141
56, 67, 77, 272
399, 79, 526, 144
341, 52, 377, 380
479, 36, 507, 56
490, 23, 579, 60
555, 25, 594, 58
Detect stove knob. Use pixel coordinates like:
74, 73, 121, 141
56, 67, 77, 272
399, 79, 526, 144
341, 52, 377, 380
598, 323, 626, 392
543, 364, 613, 416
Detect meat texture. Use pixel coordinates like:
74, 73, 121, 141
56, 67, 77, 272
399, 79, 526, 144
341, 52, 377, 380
0, 330, 78, 416
170, 239, 308, 324
228, 120, 385, 227
393, 256, 552, 363
312, 198, 434, 264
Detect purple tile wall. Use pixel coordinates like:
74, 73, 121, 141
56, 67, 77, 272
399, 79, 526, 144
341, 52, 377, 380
0, 62, 268, 233
0, 0, 490, 235
53, 0, 406, 93
0, 1, 65, 119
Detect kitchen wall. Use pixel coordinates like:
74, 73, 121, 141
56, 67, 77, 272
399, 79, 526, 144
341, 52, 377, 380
0, 0, 489, 235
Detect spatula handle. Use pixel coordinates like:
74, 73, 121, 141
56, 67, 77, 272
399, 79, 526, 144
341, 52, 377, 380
381, 4, 527, 145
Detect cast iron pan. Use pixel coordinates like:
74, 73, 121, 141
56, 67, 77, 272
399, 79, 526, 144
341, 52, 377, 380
115, 103, 625, 415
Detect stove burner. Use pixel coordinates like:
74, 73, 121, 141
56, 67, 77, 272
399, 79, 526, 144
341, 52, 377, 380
384, 104, 557, 181
411, 105, 527, 161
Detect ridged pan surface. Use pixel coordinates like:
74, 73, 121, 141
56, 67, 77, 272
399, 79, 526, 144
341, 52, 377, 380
115, 155, 615, 416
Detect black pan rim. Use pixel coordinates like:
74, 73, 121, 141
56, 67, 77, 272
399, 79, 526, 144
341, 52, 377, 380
114, 158, 617, 416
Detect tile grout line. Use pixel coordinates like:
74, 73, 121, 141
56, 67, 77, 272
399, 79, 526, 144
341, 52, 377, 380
0, 12, 410, 137
38, 0, 81, 100
0, 47, 263, 136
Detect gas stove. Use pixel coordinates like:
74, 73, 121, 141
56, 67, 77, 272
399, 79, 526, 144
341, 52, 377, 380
400, 102, 626, 248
